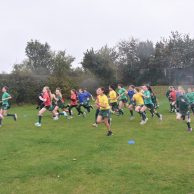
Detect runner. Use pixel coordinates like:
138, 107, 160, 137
127, 85, 135, 120
96, 87, 112, 136
117, 84, 128, 115
109, 85, 119, 114
35, 86, 52, 127
132, 87, 148, 125
0, 86, 17, 127
92, 89, 100, 127
68, 89, 85, 118
186, 88, 194, 114
176, 86, 192, 132
142, 86, 162, 120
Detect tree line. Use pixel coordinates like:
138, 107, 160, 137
0, 31, 194, 103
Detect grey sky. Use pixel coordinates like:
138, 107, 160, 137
0, 0, 194, 72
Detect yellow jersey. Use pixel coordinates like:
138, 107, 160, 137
98, 94, 110, 110
109, 90, 117, 103
133, 92, 144, 105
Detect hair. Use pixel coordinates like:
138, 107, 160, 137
71, 89, 77, 96
147, 85, 156, 96
109, 85, 115, 90
130, 85, 135, 89
118, 83, 123, 88
135, 87, 141, 92
56, 87, 61, 91
56, 87, 62, 98
44, 86, 52, 100
100, 87, 105, 92
178, 86, 185, 92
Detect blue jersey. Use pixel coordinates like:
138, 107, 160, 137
83, 91, 92, 100
128, 90, 135, 101
176, 91, 181, 98
78, 93, 87, 103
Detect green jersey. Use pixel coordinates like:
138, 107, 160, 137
118, 88, 127, 100
143, 90, 153, 105
176, 94, 190, 114
2, 92, 11, 105
186, 92, 194, 104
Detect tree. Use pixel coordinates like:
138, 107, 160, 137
52, 51, 75, 77
81, 46, 117, 84
25, 40, 53, 75
116, 38, 140, 84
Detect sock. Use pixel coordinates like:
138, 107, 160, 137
7, 113, 14, 117
141, 112, 146, 121
156, 112, 160, 118
170, 104, 173, 111
119, 109, 124, 115
38, 115, 42, 124
187, 122, 191, 128
59, 112, 67, 116
149, 108, 154, 116
130, 110, 133, 116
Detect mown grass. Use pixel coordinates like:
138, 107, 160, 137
0, 96, 194, 194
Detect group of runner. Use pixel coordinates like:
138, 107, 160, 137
166, 86, 194, 132
34, 87, 94, 127
0, 84, 193, 135
91, 84, 163, 136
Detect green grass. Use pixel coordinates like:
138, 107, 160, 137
0, 97, 194, 194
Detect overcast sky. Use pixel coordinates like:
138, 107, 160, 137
0, 0, 194, 72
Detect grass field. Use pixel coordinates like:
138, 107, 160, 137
0, 96, 194, 194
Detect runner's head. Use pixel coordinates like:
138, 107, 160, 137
2, 86, 8, 92
96, 88, 101, 95
79, 88, 83, 93
118, 84, 123, 89
128, 85, 135, 90
135, 87, 141, 93
43, 86, 49, 93
98, 87, 105, 95
177, 86, 185, 94
109, 85, 115, 91
142, 86, 148, 91
56, 88, 61, 95
71, 89, 77, 95
187, 88, 192, 93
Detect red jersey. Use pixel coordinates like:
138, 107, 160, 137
70, 93, 77, 106
170, 91, 176, 101
43, 91, 51, 106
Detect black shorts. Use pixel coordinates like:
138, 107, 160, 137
129, 100, 136, 106
1, 104, 10, 110
99, 110, 110, 119
110, 102, 118, 110
145, 104, 154, 110
120, 99, 128, 103
43, 105, 51, 110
